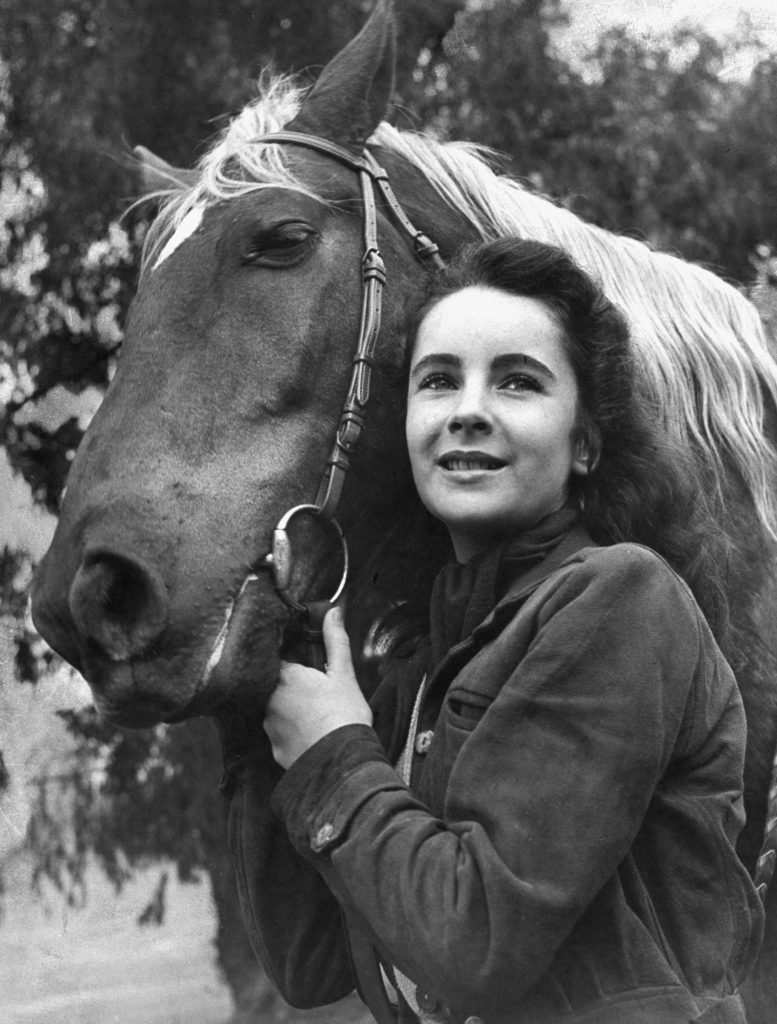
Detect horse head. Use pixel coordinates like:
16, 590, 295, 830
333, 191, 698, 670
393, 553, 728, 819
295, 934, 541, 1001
31, 0, 465, 727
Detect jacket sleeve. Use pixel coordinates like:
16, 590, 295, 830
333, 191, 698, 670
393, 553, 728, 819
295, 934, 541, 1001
271, 548, 736, 1020
226, 742, 356, 1008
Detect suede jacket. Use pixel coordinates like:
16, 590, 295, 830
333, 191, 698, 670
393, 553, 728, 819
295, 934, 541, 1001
227, 530, 764, 1024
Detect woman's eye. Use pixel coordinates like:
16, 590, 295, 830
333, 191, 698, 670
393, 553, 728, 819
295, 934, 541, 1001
500, 373, 542, 392
243, 223, 317, 267
419, 373, 456, 391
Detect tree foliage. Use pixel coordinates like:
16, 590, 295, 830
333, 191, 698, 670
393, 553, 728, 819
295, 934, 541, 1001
1, 0, 776, 1019
432, 2, 777, 282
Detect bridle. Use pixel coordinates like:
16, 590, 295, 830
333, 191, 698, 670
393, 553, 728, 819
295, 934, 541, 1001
236, 132, 445, 663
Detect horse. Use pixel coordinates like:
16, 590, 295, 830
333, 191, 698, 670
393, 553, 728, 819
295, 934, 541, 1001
30, 1, 777, 1018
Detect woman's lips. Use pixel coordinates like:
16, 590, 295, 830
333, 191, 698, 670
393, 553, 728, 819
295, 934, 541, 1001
438, 451, 507, 471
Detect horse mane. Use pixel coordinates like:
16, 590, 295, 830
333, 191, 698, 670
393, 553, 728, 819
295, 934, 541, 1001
141, 72, 777, 539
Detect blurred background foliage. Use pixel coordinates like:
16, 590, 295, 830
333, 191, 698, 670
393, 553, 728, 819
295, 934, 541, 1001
1, 0, 776, 1019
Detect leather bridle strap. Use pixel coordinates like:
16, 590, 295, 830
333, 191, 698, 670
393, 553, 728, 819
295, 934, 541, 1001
252, 131, 444, 522
314, 153, 384, 519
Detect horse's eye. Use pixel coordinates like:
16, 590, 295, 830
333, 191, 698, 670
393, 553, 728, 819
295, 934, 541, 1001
243, 222, 318, 268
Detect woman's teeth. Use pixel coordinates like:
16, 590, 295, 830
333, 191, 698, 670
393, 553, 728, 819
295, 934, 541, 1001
443, 457, 503, 470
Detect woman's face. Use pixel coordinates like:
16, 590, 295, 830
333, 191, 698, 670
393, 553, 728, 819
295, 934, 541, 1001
406, 285, 590, 561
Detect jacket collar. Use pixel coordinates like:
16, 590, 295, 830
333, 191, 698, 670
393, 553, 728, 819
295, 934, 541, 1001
425, 524, 596, 694
497, 523, 595, 607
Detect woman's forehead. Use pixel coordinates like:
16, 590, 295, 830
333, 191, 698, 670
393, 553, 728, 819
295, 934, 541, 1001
413, 285, 571, 371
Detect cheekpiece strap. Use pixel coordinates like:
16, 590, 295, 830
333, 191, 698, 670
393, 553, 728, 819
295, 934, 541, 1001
248, 129, 445, 603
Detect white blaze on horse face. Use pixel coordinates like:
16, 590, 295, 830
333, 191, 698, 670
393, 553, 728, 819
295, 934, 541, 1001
152, 206, 206, 270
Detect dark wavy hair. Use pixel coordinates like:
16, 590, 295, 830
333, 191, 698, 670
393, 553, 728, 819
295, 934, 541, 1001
400, 237, 729, 635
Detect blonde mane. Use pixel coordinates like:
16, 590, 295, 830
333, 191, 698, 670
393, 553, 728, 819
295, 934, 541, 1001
143, 74, 777, 537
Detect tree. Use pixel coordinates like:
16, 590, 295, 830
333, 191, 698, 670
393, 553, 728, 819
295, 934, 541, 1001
420, 1, 776, 283
750, 245, 777, 349
419, 0, 581, 154
22, 704, 279, 1021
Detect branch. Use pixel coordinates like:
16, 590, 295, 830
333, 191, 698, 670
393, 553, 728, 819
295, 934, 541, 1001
2, 341, 121, 419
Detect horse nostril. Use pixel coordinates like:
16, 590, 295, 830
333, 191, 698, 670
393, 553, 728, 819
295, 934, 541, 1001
97, 560, 143, 620
69, 550, 169, 663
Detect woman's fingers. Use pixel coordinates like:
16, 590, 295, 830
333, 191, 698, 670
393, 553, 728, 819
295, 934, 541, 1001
264, 614, 371, 769
322, 606, 357, 683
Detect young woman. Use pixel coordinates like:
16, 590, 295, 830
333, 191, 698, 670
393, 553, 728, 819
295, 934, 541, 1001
229, 239, 763, 1024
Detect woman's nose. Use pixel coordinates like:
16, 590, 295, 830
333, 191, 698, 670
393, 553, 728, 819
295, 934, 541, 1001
447, 386, 493, 434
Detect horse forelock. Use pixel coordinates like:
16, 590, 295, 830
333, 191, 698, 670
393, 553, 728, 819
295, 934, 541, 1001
139, 70, 777, 539
141, 74, 320, 271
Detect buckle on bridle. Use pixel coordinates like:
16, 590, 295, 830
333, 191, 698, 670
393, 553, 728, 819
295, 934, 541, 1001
362, 247, 387, 284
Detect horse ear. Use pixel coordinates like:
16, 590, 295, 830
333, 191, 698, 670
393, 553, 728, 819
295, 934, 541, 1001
133, 145, 199, 192
285, 0, 396, 152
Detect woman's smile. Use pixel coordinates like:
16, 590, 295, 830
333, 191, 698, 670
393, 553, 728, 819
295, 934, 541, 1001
437, 449, 508, 473
406, 285, 591, 561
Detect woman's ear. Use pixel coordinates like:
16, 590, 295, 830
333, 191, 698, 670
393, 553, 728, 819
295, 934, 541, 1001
571, 429, 599, 477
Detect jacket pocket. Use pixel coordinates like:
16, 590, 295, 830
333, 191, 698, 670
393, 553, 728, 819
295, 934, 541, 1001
446, 688, 494, 731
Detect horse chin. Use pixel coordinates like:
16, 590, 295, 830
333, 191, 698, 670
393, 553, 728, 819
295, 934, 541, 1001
85, 660, 197, 729
84, 636, 281, 730
95, 695, 181, 730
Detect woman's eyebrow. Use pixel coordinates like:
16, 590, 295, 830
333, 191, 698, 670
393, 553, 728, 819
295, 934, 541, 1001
492, 353, 556, 380
409, 353, 461, 377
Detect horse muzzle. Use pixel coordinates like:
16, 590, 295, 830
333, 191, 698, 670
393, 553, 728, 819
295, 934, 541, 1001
32, 526, 289, 727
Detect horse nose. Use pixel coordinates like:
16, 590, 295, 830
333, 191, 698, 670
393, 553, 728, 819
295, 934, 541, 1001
69, 549, 169, 662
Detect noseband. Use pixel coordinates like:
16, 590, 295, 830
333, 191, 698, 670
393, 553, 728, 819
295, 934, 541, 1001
247, 132, 444, 658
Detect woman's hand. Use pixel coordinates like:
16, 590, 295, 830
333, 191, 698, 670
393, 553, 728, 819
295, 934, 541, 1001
264, 606, 373, 770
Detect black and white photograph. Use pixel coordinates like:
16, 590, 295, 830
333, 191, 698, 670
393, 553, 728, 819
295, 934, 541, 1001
2, 2, 776, 1022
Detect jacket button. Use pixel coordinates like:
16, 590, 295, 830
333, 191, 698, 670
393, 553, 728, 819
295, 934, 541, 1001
415, 986, 440, 1013
310, 822, 334, 852
415, 729, 434, 754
